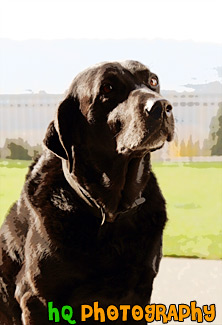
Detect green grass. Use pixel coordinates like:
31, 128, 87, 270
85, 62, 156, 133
0, 159, 31, 221
152, 162, 222, 260
0, 159, 222, 259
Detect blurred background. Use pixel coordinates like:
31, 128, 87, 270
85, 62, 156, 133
0, 0, 221, 259
0, 0, 222, 320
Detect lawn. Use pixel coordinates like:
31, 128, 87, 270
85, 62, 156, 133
152, 162, 222, 260
0, 160, 31, 222
0, 159, 221, 259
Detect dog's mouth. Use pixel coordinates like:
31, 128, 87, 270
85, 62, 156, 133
143, 121, 174, 152
117, 118, 174, 155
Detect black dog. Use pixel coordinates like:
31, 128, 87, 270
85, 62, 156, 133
0, 60, 174, 324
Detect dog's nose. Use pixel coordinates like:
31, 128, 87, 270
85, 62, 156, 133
145, 99, 173, 119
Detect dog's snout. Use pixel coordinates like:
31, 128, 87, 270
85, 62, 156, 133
145, 99, 173, 119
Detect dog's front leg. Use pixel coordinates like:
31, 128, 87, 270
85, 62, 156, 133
20, 291, 48, 325
15, 263, 49, 325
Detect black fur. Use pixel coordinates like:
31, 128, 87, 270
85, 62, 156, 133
0, 60, 174, 324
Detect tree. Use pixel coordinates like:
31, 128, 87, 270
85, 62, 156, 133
1, 138, 43, 159
203, 102, 222, 156
7, 143, 32, 160
211, 108, 222, 155
186, 136, 194, 157
193, 140, 201, 156
180, 139, 187, 157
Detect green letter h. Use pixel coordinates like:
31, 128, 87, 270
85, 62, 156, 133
48, 302, 60, 322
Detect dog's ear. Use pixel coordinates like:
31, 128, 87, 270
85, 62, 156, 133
43, 96, 79, 172
43, 121, 67, 159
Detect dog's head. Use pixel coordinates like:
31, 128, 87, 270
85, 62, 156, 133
44, 60, 174, 166
44, 61, 174, 218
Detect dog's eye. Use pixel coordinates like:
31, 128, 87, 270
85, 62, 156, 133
149, 76, 158, 88
102, 83, 113, 94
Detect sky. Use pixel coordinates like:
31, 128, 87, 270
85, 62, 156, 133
0, 0, 222, 43
0, 0, 222, 93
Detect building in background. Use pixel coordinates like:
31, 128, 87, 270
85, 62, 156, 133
0, 82, 222, 161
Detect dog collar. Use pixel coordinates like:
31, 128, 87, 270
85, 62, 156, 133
62, 159, 146, 226
62, 160, 107, 224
